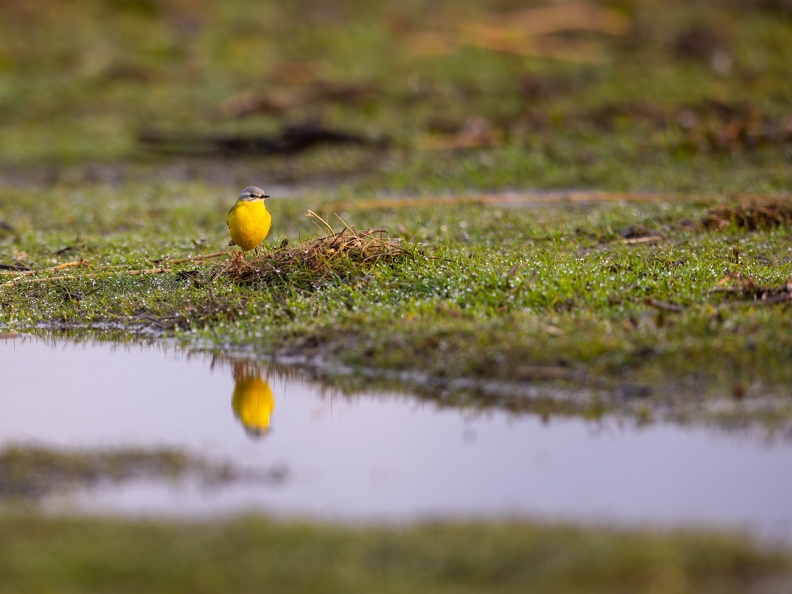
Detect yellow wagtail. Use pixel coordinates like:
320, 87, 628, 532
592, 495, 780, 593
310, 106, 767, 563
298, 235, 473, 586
227, 186, 271, 252
231, 362, 274, 438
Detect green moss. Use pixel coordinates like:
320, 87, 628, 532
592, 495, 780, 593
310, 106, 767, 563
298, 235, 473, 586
2, 189, 791, 407
0, 513, 789, 594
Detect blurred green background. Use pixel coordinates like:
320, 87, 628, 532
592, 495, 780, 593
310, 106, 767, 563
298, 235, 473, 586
1, 0, 790, 192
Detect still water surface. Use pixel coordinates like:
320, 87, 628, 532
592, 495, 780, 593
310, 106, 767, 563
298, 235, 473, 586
1, 336, 791, 540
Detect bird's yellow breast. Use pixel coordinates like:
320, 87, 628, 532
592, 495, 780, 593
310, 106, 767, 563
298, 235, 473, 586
227, 199, 271, 251
232, 377, 275, 433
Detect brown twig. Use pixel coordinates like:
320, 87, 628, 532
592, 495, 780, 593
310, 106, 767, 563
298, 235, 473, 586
621, 235, 665, 245
1, 267, 172, 288
646, 298, 684, 312
0, 259, 89, 277
306, 209, 335, 234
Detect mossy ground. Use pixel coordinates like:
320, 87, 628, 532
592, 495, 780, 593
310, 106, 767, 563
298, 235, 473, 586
1, 0, 790, 191
2, 188, 791, 405
1, 512, 790, 594
1, 0, 792, 587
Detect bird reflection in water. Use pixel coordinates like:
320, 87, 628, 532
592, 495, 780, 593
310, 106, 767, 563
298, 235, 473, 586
231, 362, 275, 439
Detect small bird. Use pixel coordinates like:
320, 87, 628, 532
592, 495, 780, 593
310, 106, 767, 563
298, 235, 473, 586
227, 186, 271, 252
231, 362, 275, 438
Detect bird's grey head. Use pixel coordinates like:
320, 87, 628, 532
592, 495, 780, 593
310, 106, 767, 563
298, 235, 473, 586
239, 186, 269, 201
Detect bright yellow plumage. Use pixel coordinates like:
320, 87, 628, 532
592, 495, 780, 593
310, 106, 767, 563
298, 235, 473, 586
231, 362, 275, 437
227, 186, 271, 252
232, 375, 275, 434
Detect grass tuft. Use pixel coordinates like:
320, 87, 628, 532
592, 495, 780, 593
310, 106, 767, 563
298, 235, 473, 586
224, 211, 414, 288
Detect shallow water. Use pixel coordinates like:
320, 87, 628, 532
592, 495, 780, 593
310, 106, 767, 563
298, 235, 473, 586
1, 335, 791, 541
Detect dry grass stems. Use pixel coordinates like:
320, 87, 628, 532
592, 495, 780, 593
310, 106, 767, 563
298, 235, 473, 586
701, 198, 792, 230
715, 272, 792, 305
224, 211, 413, 287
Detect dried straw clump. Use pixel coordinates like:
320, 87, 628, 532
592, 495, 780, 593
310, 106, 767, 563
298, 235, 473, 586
714, 272, 792, 305
225, 210, 412, 286
701, 198, 792, 231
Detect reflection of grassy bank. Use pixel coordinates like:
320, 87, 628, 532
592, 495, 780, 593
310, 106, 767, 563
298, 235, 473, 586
0, 445, 283, 501
1, 514, 789, 594
0, 446, 189, 500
